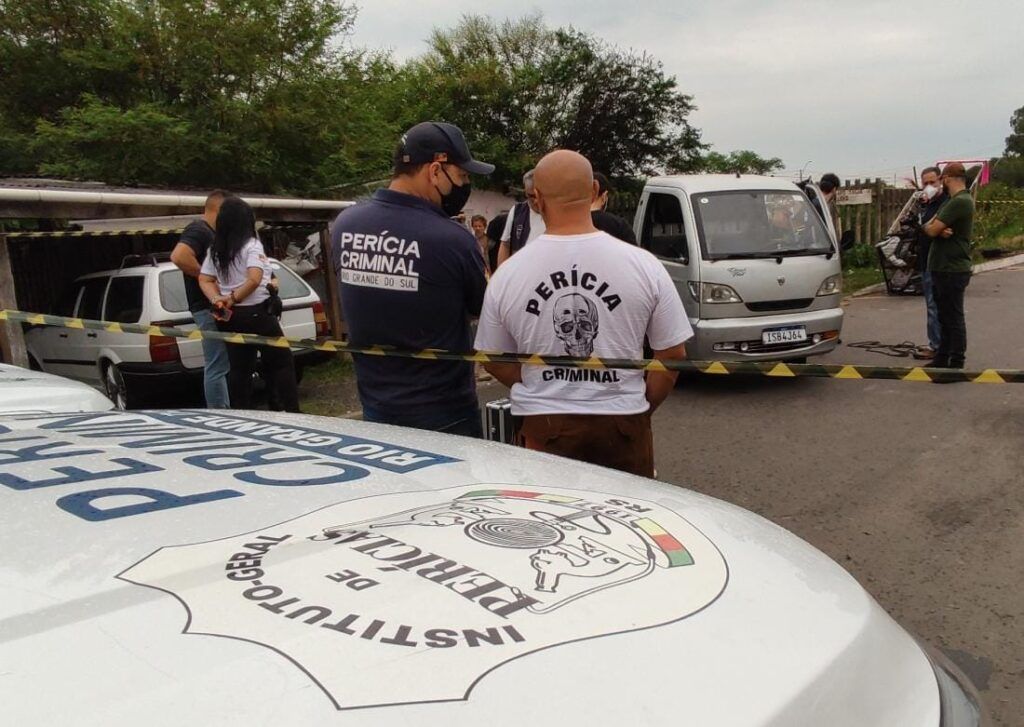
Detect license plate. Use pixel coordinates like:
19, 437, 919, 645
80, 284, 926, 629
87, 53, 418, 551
762, 326, 807, 345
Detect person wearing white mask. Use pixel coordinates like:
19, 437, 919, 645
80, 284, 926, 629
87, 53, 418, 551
912, 166, 947, 360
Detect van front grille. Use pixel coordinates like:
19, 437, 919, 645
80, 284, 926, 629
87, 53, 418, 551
745, 298, 813, 312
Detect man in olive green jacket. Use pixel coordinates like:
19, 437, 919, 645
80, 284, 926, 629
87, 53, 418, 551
923, 163, 974, 369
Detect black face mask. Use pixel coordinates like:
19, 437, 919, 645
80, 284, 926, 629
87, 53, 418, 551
437, 167, 472, 216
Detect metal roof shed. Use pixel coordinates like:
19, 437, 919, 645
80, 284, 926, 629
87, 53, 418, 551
0, 181, 352, 366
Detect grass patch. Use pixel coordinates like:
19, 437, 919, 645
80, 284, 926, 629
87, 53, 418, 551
303, 354, 354, 384
298, 355, 361, 418
843, 265, 884, 294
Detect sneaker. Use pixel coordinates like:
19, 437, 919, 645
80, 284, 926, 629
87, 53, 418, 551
913, 346, 936, 360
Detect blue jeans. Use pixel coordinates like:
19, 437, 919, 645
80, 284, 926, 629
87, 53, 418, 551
193, 308, 230, 408
362, 403, 482, 438
921, 271, 941, 350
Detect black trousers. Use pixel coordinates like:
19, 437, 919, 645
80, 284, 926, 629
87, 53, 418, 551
218, 304, 300, 412
931, 271, 971, 368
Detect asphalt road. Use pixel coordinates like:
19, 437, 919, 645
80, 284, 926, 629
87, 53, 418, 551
652, 265, 1024, 725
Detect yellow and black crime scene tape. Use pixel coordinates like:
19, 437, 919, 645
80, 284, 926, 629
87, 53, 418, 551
4, 228, 185, 239
2, 221, 301, 240
3, 309, 1023, 385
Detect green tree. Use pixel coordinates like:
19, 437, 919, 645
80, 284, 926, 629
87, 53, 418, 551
34, 96, 194, 184
400, 14, 705, 190
0, 0, 119, 172
698, 149, 784, 175
991, 157, 1024, 188
1005, 105, 1024, 157
1, 0, 398, 193
0, 6, 712, 195
991, 105, 1024, 188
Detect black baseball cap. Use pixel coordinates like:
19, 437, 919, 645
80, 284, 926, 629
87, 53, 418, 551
399, 122, 495, 175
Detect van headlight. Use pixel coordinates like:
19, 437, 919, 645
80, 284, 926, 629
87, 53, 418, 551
816, 274, 842, 296
921, 642, 989, 726
688, 282, 743, 304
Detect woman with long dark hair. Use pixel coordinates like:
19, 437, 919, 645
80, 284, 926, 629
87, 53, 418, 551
198, 197, 299, 412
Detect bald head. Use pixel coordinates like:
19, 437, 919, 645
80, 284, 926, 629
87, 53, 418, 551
532, 150, 599, 235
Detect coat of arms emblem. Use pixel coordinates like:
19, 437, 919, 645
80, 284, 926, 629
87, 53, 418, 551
120, 486, 728, 709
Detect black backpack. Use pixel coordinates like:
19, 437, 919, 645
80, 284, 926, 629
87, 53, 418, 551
508, 202, 532, 254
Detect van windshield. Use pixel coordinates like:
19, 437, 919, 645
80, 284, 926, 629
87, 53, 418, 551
691, 190, 833, 260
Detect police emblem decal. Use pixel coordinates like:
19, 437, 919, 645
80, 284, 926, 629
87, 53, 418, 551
119, 486, 728, 710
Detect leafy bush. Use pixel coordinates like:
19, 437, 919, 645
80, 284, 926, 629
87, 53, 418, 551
975, 183, 1024, 247
842, 242, 878, 268
991, 157, 1024, 188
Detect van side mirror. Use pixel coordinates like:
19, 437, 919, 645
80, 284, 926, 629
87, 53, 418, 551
840, 230, 855, 252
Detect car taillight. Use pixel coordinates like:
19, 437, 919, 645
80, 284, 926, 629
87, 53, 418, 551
312, 301, 329, 338
149, 321, 181, 364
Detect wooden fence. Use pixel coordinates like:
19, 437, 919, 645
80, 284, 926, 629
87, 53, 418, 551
836, 179, 915, 246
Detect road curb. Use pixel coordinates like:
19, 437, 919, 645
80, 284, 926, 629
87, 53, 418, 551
971, 250, 1024, 274
846, 251, 1024, 299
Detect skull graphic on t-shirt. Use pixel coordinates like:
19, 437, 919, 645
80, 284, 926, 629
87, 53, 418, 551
552, 293, 599, 357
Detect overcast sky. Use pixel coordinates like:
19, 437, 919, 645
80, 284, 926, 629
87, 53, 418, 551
349, 0, 1020, 184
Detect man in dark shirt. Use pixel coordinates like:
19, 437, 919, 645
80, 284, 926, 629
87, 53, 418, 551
485, 212, 507, 272
913, 166, 947, 359
331, 122, 492, 436
923, 163, 975, 370
810, 173, 842, 234
590, 172, 638, 244
170, 190, 231, 408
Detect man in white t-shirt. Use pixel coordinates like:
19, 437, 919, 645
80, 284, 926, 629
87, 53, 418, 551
495, 169, 546, 268
475, 150, 692, 477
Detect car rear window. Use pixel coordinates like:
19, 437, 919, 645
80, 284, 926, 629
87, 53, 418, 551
270, 262, 311, 300
159, 263, 310, 312
159, 270, 189, 313
79, 277, 109, 320
104, 276, 145, 323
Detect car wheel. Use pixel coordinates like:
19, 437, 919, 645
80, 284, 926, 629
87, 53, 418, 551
104, 363, 134, 410
28, 354, 42, 371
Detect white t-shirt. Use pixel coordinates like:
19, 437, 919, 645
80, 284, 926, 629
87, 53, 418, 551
200, 238, 272, 305
475, 231, 693, 416
500, 205, 546, 247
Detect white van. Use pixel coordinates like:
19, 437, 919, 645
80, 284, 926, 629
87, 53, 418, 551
635, 175, 851, 362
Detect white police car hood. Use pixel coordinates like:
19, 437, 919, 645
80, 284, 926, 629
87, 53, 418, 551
0, 363, 112, 414
0, 409, 939, 726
